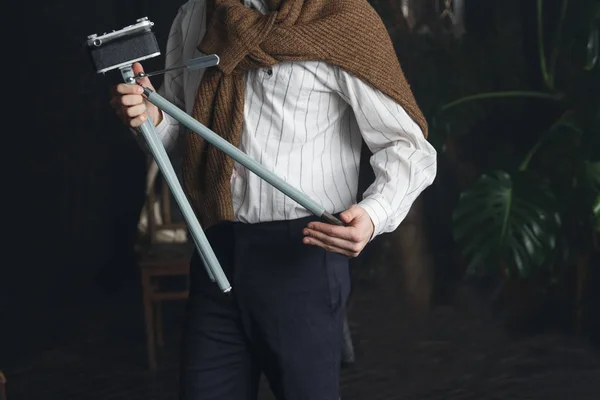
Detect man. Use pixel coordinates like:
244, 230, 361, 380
111, 0, 437, 399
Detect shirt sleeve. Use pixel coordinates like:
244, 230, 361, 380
152, 5, 189, 152
334, 67, 438, 239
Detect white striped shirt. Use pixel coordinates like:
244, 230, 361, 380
153, 0, 437, 238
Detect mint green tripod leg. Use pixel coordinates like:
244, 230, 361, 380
120, 65, 232, 293
140, 86, 344, 227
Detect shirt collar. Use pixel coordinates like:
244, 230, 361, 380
244, 0, 270, 13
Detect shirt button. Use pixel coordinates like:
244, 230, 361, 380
266, 68, 273, 76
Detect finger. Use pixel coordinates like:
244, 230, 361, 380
303, 236, 357, 258
124, 103, 148, 119
129, 112, 149, 128
132, 62, 153, 89
305, 221, 358, 242
120, 93, 146, 107
115, 82, 144, 95
339, 205, 363, 224
303, 228, 358, 253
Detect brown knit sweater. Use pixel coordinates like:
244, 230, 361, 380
183, 0, 428, 229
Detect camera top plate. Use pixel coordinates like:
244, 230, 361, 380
87, 17, 154, 48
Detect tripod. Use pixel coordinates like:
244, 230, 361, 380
119, 63, 344, 294
87, 16, 355, 368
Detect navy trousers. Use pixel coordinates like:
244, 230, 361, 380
178, 217, 351, 400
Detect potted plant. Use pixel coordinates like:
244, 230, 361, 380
433, 0, 600, 333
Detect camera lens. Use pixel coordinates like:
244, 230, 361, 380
93, 39, 102, 47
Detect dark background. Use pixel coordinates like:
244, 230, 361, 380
5, 0, 187, 366
4, 1, 600, 396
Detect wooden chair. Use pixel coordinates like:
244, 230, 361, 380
0, 370, 6, 400
135, 160, 193, 372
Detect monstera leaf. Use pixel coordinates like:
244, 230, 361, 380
453, 170, 561, 278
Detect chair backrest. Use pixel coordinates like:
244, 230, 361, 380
138, 159, 188, 244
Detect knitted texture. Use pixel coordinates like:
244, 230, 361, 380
183, 0, 428, 229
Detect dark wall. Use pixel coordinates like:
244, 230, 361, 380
3, 0, 186, 367
8, 0, 593, 369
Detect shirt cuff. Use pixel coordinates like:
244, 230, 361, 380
153, 109, 168, 136
129, 110, 167, 136
357, 195, 390, 241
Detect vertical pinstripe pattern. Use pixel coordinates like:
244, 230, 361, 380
152, 0, 437, 238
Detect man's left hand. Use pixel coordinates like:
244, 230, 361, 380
303, 205, 374, 258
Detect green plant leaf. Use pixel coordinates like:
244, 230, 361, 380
594, 196, 600, 232
586, 161, 600, 190
519, 109, 583, 172
439, 91, 563, 113
433, 91, 565, 150
585, 25, 599, 70
584, 2, 600, 71
579, 161, 600, 198
453, 170, 561, 278
583, 105, 600, 161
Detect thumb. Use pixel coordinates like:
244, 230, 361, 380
132, 62, 154, 89
340, 205, 362, 224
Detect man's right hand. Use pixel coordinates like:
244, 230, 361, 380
109, 62, 163, 129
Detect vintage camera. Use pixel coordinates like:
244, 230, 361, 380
86, 17, 160, 74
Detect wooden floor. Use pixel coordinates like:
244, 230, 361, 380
4, 279, 600, 400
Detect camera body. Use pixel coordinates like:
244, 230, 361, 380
87, 17, 160, 74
